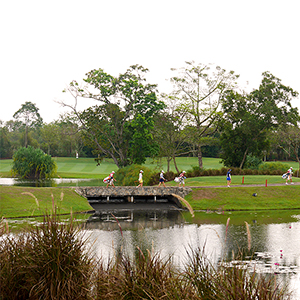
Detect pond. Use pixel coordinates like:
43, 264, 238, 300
2, 177, 300, 297
83, 207, 300, 299
0, 178, 101, 187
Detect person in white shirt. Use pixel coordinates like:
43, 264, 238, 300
137, 170, 143, 187
158, 170, 166, 187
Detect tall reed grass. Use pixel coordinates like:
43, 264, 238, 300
0, 213, 291, 299
0, 212, 92, 299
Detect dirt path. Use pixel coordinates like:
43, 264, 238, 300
187, 182, 300, 188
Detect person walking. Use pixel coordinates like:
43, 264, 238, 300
137, 170, 143, 187
178, 171, 186, 187
226, 169, 231, 187
286, 167, 294, 185
103, 171, 116, 187
158, 170, 166, 187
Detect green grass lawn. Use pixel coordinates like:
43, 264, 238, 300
186, 185, 300, 211
1, 156, 224, 179
0, 186, 93, 218
2, 156, 299, 179
165, 175, 300, 187
2, 157, 300, 218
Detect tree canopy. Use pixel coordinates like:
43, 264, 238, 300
167, 61, 239, 168
220, 72, 299, 168
13, 101, 43, 148
61, 65, 165, 167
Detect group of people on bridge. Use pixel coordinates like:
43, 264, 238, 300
103, 170, 187, 188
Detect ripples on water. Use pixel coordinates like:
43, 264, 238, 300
83, 208, 300, 299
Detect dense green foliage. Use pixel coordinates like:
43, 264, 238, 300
12, 146, 57, 179
220, 72, 299, 168
116, 164, 154, 186
258, 161, 290, 173
63, 65, 165, 168
13, 101, 43, 148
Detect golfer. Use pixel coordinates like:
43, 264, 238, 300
226, 169, 231, 187
137, 170, 143, 187
178, 171, 186, 187
286, 167, 294, 185
158, 170, 166, 187
104, 171, 116, 187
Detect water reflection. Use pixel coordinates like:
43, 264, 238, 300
84, 209, 300, 299
0, 177, 94, 187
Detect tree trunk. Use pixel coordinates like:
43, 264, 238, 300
293, 147, 300, 175
239, 148, 248, 169
25, 125, 28, 148
197, 146, 203, 169
167, 157, 171, 172
173, 155, 180, 174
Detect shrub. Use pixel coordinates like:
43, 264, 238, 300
11, 146, 57, 179
220, 167, 228, 175
259, 162, 290, 173
244, 154, 263, 170
116, 164, 154, 186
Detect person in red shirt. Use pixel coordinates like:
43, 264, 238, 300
179, 171, 186, 187
103, 171, 116, 187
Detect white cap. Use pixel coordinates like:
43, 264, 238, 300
161, 170, 164, 173
112, 171, 115, 173
183, 171, 186, 173
140, 170, 143, 173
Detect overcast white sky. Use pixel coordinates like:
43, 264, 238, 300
1, 0, 299, 123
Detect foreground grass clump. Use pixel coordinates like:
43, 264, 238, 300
0, 213, 92, 300
0, 215, 291, 300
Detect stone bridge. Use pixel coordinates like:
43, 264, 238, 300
75, 186, 192, 209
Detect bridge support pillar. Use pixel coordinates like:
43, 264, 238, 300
154, 196, 157, 202
131, 196, 134, 202
107, 196, 109, 202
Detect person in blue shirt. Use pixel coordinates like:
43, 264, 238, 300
226, 169, 231, 187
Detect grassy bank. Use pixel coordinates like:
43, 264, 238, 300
186, 185, 300, 211
0, 186, 93, 218
166, 174, 300, 186
1, 184, 300, 218
1, 157, 300, 218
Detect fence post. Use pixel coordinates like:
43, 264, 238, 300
242, 176, 244, 184
265, 179, 267, 187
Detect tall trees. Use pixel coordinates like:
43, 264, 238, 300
0, 121, 12, 158
220, 72, 299, 168
13, 102, 43, 148
60, 65, 165, 167
153, 95, 189, 173
275, 125, 300, 170
168, 62, 239, 168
